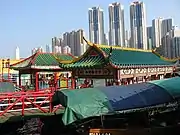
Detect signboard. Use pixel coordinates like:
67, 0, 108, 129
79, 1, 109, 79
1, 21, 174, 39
31, 65, 61, 69
89, 128, 150, 135
89, 133, 111, 135
120, 67, 173, 76
75, 69, 114, 77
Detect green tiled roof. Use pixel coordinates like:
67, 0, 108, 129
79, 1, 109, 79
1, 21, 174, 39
60, 45, 174, 69
101, 47, 174, 66
54, 54, 74, 61
60, 56, 106, 68
10, 53, 74, 70
33, 53, 59, 66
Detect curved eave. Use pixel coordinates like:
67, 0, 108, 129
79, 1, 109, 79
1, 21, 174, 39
57, 44, 107, 65
53, 54, 76, 64
10, 53, 36, 67
59, 56, 109, 69
152, 50, 179, 62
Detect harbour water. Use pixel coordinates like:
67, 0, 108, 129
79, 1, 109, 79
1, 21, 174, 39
1, 118, 41, 135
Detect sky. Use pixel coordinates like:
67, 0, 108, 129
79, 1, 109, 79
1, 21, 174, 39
0, 0, 179, 58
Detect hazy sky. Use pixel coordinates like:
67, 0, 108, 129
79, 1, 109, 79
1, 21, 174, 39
0, 0, 179, 58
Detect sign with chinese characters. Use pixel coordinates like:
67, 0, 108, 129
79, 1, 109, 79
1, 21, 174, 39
75, 69, 114, 77
89, 128, 152, 135
89, 133, 111, 135
31, 65, 61, 69
120, 67, 174, 76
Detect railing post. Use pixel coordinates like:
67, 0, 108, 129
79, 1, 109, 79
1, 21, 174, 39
21, 96, 25, 116
49, 95, 52, 113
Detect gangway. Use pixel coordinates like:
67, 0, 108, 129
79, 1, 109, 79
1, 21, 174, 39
0, 90, 63, 123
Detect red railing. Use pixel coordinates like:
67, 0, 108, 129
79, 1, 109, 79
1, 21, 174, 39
0, 91, 62, 117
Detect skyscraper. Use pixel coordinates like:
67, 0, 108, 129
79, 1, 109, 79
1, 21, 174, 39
161, 18, 173, 38
161, 27, 180, 58
52, 37, 60, 53
130, 1, 147, 49
152, 18, 163, 48
63, 29, 87, 56
108, 2, 125, 46
147, 26, 153, 49
88, 7, 105, 44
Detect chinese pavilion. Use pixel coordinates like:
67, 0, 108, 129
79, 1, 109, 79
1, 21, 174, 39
59, 38, 177, 87
10, 52, 75, 91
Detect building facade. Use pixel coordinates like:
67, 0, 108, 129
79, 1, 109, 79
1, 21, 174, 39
152, 18, 163, 48
52, 37, 62, 53
108, 2, 125, 46
147, 26, 153, 50
88, 7, 105, 44
161, 18, 173, 38
62, 46, 71, 54
161, 28, 180, 58
130, 1, 147, 49
63, 29, 87, 56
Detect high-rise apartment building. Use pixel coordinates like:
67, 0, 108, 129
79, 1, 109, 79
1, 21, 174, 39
161, 18, 173, 38
130, 1, 147, 49
108, 2, 125, 46
161, 27, 180, 58
152, 18, 163, 48
88, 7, 105, 44
63, 32, 71, 47
63, 29, 87, 56
52, 37, 60, 53
147, 26, 153, 49
171, 37, 180, 58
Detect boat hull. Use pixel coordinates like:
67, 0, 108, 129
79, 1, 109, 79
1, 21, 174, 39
89, 125, 180, 135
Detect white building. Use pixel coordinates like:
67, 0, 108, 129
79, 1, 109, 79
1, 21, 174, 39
15, 46, 20, 60
152, 18, 163, 48
52, 37, 62, 53
62, 46, 71, 54
54, 46, 62, 53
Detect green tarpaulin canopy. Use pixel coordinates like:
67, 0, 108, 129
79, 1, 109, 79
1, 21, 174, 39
52, 77, 180, 125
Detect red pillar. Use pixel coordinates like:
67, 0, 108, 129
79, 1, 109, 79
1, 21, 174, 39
71, 77, 75, 89
35, 72, 39, 91
54, 72, 58, 90
7, 59, 10, 81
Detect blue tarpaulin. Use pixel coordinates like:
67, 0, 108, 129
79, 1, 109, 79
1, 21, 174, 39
52, 77, 180, 125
